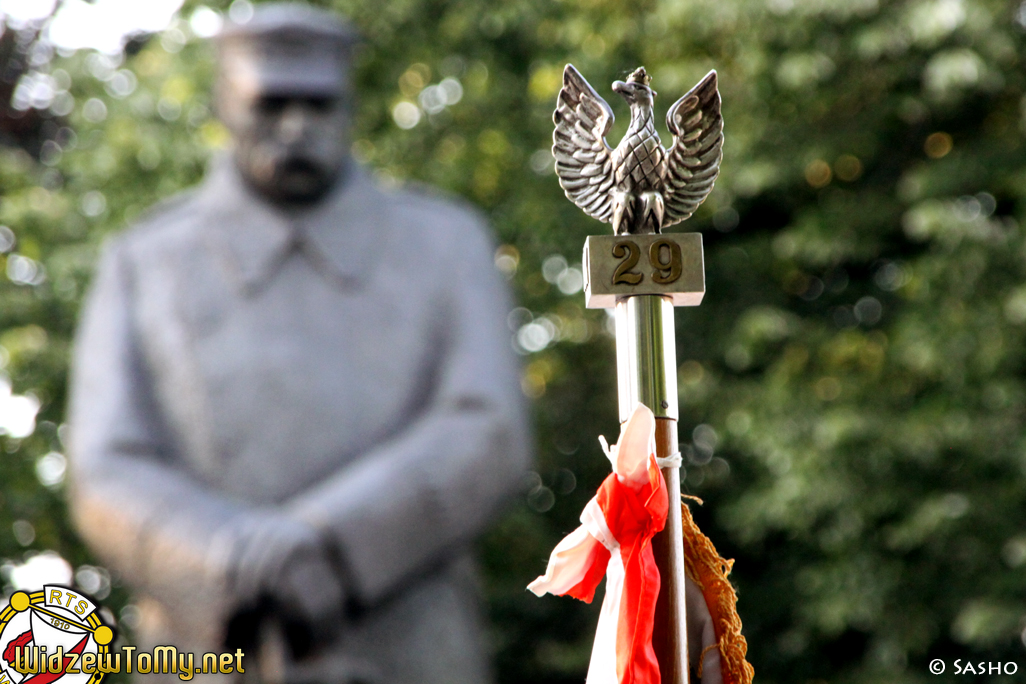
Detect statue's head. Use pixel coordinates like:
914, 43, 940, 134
215, 3, 359, 206
612, 67, 656, 107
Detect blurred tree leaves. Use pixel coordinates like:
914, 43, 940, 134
4, 0, 1026, 682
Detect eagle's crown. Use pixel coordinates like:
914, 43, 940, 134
626, 67, 651, 86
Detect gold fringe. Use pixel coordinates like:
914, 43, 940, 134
681, 496, 755, 684
696, 643, 719, 679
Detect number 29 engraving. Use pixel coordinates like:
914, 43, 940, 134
611, 238, 683, 286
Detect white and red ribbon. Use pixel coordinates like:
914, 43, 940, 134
529, 404, 669, 684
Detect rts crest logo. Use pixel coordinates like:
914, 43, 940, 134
0, 585, 114, 684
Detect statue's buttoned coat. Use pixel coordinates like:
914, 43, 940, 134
67, 159, 530, 684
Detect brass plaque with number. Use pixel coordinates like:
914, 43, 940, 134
582, 233, 705, 308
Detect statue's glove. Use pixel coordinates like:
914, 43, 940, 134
227, 514, 346, 657
686, 574, 723, 684
273, 537, 346, 654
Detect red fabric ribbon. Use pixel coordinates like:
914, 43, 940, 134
529, 404, 669, 684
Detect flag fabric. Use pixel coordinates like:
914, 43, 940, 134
679, 499, 754, 684
528, 404, 668, 684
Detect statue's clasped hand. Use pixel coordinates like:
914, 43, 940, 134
225, 515, 347, 660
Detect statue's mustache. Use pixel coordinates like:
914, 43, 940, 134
248, 144, 329, 183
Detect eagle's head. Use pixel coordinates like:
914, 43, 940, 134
612, 67, 656, 106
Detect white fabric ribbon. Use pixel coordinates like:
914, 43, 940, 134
583, 499, 623, 684
600, 435, 681, 470
656, 451, 682, 469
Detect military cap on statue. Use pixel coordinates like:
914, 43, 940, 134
216, 4, 360, 97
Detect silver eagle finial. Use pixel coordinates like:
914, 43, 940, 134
552, 64, 723, 235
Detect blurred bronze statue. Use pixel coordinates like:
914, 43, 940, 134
553, 65, 723, 235
66, 4, 529, 684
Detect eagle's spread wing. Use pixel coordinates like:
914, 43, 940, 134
553, 64, 616, 223
663, 70, 723, 228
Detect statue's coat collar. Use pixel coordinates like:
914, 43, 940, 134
198, 155, 386, 294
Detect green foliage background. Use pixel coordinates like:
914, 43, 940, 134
4, 0, 1026, 682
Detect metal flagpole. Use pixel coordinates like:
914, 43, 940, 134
615, 294, 688, 684
585, 235, 705, 684
550, 61, 722, 684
